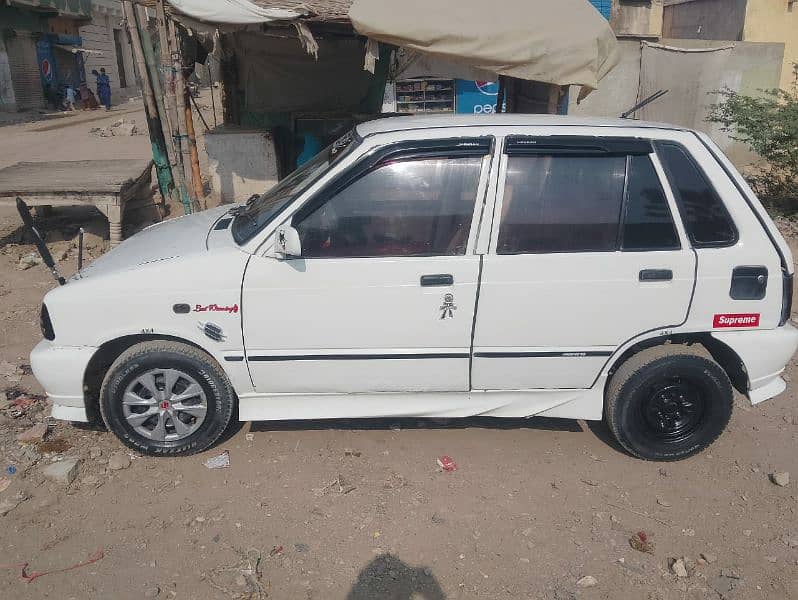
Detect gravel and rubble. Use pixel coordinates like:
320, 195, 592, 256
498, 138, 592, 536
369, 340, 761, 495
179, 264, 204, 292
89, 118, 145, 138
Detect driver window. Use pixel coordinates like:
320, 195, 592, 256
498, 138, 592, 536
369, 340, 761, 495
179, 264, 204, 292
295, 156, 483, 258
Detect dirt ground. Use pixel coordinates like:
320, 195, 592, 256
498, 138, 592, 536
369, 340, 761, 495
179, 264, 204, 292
0, 105, 797, 600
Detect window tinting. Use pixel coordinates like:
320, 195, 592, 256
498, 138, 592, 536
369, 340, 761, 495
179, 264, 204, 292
622, 155, 680, 250
656, 143, 736, 247
231, 133, 357, 245
497, 155, 626, 254
295, 157, 482, 258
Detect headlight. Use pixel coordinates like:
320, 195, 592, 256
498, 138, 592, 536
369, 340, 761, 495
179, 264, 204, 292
40, 304, 55, 341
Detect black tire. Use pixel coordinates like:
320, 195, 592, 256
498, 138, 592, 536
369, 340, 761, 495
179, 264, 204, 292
605, 345, 733, 461
100, 341, 234, 456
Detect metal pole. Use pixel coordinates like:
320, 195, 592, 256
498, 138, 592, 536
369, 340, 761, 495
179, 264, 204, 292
150, 1, 194, 214
207, 62, 217, 127
121, 0, 176, 210
169, 17, 204, 209
154, 0, 178, 160
134, 6, 191, 214
190, 93, 211, 131
158, 10, 198, 212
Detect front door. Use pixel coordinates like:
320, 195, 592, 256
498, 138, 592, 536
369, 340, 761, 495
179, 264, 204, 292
472, 136, 697, 391
242, 141, 492, 406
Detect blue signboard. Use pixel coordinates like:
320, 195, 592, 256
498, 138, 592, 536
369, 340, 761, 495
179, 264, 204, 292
455, 79, 502, 114
36, 39, 58, 90
588, 0, 611, 19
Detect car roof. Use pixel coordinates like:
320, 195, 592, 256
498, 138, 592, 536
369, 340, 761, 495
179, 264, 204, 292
355, 113, 690, 138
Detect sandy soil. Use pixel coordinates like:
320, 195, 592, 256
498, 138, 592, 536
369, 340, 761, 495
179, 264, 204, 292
0, 108, 797, 600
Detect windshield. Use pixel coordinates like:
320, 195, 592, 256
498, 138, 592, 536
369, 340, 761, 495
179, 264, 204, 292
231, 130, 359, 244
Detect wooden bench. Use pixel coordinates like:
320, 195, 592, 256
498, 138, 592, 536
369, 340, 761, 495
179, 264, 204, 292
0, 159, 154, 247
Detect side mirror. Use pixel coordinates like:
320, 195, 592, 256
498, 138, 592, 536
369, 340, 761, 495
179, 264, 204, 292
275, 225, 302, 259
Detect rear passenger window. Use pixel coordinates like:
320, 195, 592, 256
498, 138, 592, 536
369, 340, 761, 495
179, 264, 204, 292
622, 155, 680, 250
656, 142, 737, 247
497, 155, 626, 254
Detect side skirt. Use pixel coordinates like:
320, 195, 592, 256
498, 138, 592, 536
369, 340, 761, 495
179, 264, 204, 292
236, 381, 606, 422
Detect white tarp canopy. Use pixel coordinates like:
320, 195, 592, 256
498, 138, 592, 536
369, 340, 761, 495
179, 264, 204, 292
349, 0, 620, 92
166, 0, 303, 24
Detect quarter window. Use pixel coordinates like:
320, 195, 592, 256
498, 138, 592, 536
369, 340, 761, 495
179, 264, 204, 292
656, 142, 737, 247
621, 155, 680, 250
295, 157, 482, 258
497, 155, 626, 254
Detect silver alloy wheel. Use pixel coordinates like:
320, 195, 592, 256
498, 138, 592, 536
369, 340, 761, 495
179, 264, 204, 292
122, 368, 208, 441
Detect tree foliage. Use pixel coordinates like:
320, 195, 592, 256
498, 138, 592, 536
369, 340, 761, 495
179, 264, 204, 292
707, 65, 798, 213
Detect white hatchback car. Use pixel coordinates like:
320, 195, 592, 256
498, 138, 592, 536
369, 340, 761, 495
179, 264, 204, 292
30, 115, 798, 460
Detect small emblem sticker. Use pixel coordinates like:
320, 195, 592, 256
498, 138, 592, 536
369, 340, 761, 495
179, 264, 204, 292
713, 313, 760, 328
194, 303, 239, 314
439, 293, 456, 320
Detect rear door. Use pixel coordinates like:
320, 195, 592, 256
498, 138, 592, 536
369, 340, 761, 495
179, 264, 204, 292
472, 135, 697, 390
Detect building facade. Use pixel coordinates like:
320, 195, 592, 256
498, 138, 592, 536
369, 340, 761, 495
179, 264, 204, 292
79, 0, 138, 105
663, 0, 798, 89
0, 0, 139, 112
1, 0, 92, 111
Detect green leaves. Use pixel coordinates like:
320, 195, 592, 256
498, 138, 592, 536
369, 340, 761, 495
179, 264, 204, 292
707, 65, 798, 213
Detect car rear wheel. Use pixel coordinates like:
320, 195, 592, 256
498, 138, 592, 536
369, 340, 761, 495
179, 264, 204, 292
605, 345, 733, 461
100, 341, 234, 456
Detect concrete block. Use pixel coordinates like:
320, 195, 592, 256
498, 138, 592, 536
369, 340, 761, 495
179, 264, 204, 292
43, 458, 80, 485
204, 126, 278, 204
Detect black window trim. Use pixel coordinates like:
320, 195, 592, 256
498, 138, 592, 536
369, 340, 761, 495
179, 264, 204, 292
495, 138, 681, 255
505, 135, 653, 157
618, 154, 682, 253
288, 136, 494, 258
653, 140, 739, 249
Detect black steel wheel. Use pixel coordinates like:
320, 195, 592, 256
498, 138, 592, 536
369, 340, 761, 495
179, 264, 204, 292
606, 346, 733, 461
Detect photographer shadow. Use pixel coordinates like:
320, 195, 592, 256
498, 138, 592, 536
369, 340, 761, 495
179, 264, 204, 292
347, 553, 445, 600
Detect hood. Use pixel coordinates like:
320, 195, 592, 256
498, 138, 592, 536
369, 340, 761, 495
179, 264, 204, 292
77, 206, 231, 279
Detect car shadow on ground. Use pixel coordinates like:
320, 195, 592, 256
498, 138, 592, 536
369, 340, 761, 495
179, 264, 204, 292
250, 415, 583, 433
347, 553, 445, 600
249, 416, 632, 457
585, 419, 629, 456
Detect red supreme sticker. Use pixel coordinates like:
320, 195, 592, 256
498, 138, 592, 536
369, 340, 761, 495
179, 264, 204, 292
713, 313, 760, 328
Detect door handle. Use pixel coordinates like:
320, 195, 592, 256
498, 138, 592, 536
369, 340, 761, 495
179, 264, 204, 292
420, 274, 454, 287
639, 269, 673, 282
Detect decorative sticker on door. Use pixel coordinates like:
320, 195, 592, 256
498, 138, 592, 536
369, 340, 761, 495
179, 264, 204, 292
439, 293, 457, 320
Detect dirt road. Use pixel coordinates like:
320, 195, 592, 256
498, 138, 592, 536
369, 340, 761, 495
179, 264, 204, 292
0, 102, 151, 171
0, 117, 797, 599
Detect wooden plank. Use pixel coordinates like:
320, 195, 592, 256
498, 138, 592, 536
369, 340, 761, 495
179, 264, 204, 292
0, 194, 118, 207
0, 160, 152, 195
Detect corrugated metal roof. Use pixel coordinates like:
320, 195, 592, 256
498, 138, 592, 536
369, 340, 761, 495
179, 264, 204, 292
250, 0, 353, 21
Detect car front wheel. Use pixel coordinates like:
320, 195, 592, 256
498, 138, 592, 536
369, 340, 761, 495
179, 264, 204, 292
605, 345, 733, 461
100, 341, 234, 456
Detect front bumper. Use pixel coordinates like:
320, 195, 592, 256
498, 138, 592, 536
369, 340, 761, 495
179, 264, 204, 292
30, 340, 97, 422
